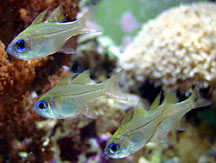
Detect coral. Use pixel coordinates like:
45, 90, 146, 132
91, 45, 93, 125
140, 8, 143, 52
72, 34, 118, 79
0, 0, 80, 162
119, 2, 216, 95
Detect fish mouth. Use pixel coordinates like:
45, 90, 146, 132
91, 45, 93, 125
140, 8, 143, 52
103, 149, 118, 159
6, 45, 18, 58
103, 149, 112, 158
6, 45, 12, 55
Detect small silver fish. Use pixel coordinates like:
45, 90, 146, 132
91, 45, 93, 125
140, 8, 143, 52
104, 88, 210, 159
7, 5, 100, 60
33, 71, 127, 119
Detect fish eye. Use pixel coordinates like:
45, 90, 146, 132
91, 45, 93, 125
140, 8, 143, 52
36, 100, 48, 110
15, 39, 26, 52
108, 143, 120, 154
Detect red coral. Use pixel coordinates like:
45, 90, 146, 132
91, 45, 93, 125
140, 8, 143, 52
0, 0, 80, 162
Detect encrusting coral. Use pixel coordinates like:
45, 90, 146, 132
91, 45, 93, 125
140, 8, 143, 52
0, 0, 80, 162
119, 2, 216, 95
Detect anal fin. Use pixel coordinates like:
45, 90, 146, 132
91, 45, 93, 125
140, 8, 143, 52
58, 37, 77, 54
61, 114, 79, 120
80, 102, 98, 119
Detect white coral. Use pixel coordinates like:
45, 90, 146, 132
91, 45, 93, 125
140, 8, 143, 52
119, 2, 216, 92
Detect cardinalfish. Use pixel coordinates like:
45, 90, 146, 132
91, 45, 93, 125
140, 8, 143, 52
104, 88, 210, 159
33, 71, 127, 119
7, 5, 101, 60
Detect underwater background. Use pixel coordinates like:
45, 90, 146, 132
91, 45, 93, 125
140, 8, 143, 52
1, 0, 216, 162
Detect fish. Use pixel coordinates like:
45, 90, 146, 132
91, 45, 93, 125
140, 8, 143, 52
6, 5, 101, 60
33, 70, 127, 119
104, 88, 210, 159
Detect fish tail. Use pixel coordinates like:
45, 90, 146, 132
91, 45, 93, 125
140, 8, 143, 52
104, 71, 127, 102
187, 87, 210, 110
78, 8, 102, 34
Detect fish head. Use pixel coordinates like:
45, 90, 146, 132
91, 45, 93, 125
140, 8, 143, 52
6, 27, 46, 60
33, 97, 55, 118
104, 137, 130, 159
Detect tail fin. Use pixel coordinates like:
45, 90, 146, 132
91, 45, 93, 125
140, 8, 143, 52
187, 87, 211, 109
77, 8, 103, 34
104, 71, 128, 102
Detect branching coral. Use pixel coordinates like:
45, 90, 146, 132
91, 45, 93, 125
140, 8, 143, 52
119, 2, 216, 94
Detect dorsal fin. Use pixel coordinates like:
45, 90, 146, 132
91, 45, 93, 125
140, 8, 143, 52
162, 91, 178, 104
46, 5, 66, 22
120, 109, 134, 126
149, 92, 161, 110
121, 101, 149, 126
71, 70, 94, 84
56, 71, 93, 87
56, 73, 79, 86
32, 8, 49, 24
133, 101, 149, 118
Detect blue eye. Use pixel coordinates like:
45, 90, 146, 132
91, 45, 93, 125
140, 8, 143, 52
108, 143, 120, 154
16, 39, 26, 52
36, 100, 48, 110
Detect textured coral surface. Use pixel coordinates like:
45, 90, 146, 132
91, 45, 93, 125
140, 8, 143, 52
119, 2, 216, 94
0, 0, 80, 162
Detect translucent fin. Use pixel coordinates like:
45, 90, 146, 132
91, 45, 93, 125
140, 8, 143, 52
56, 71, 94, 86
175, 117, 187, 131
133, 101, 149, 119
77, 8, 103, 34
162, 91, 178, 105
61, 114, 79, 119
149, 92, 161, 110
120, 109, 134, 125
71, 70, 94, 84
59, 47, 75, 54
104, 71, 127, 102
152, 109, 187, 142
58, 37, 77, 54
56, 73, 79, 86
80, 102, 97, 119
187, 87, 211, 109
46, 5, 66, 22
122, 93, 139, 106
150, 129, 169, 143
150, 117, 173, 143
32, 8, 49, 24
